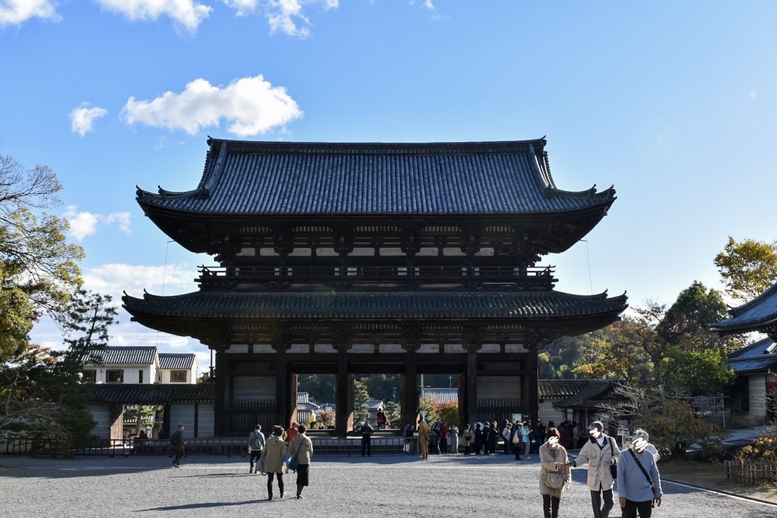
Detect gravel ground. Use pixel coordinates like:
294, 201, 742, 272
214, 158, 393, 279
2, 453, 775, 518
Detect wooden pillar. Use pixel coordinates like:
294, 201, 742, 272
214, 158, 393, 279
214, 349, 226, 436
275, 349, 288, 428
289, 373, 299, 427
465, 349, 478, 425
402, 350, 418, 428
335, 349, 350, 437
526, 345, 540, 424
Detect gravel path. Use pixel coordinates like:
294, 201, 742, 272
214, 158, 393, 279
2, 453, 775, 517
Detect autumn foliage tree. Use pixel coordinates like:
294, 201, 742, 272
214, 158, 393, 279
714, 236, 777, 301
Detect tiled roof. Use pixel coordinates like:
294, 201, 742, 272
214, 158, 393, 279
727, 337, 777, 375
136, 138, 616, 216
84, 346, 157, 366
90, 383, 214, 405
159, 353, 196, 370
123, 289, 628, 320
712, 281, 777, 335
538, 379, 591, 400
553, 380, 626, 409
423, 388, 458, 405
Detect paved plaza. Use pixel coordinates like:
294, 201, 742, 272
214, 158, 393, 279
1, 453, 775, 517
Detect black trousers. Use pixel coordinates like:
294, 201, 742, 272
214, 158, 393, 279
249, 450, 262, 469
623, 499, 653, 518
172, 446, 185, 466
267, 472, 284, 496
542, 494, 560, 518
361, 436, 371, 456
590, 488, 614, 518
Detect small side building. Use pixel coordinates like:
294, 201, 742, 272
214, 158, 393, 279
83, 346, 211, 440
712, 281, 777, 426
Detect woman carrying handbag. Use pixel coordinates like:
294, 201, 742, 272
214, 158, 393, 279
288, 424, 314, 499
539, 427, 570, 518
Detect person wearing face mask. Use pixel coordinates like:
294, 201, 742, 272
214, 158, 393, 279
570, 420, 620, 518
617, 436, 663, 517
539, 428, 570, 518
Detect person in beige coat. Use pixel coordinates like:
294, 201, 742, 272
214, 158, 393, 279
571, 420, 621, 518
539, 427, 570, 518
288, 424, 314, 499
264, 425, 288, 500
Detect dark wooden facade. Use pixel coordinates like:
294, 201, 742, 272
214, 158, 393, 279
124, 138, 627, 436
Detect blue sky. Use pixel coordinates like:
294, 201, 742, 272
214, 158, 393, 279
3, 1, 777, 374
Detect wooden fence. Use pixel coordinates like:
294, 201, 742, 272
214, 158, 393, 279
724, 460, 777, 484
4, 435, 419, 458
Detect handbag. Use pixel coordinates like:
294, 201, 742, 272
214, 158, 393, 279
609, 437, 618, 480
546, 469, 566, 489
287, 453, 299, 472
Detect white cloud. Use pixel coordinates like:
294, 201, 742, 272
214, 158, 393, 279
221, 0, 337, 37
0, 0, 59, 26
222, 0, 260, 16
65, 206, 133, 241
122, 75, 303, 136
84, 262, 197, 299
69, 103, 108, 136
96, 0, 212, 34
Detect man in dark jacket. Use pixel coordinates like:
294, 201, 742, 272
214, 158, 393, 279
170, 424, 186, 468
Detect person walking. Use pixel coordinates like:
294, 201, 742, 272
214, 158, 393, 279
288, 424, 314, 499
502, 421, 513, 454
170, 423, 186, 468
463, 424, 474, 455
247, 424, 265, 474
264, 425, 288, 500
417, 417, 430, 459
571, 420, 620, 518
539, 427, 570, 518
448, 423, 459, 454
521, 422, 532, 459
618, 436, 663, 517
360, 419, 373, 457
510, 422, 523, 460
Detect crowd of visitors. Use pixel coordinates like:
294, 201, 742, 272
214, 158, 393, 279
235, 416, 662, 517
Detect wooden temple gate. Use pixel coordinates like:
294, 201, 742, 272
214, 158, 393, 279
124, 138, 627, 437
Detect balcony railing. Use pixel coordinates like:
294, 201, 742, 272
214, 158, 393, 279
197, 264, 556, 290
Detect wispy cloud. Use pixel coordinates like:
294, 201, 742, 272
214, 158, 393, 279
65, 206, 132, 241
221, 0, 338, 38
0, 0, 60, 26
122, 75, 303, 136
95, 0, 212, 34
69, 103, 108, 136
221, 0, 260, 16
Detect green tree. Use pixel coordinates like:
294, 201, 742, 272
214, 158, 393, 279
662, 347, 736, 397
658, 281, 739, 354
0, 153, 84, 363
1, 290, 117, 451
298, 374, 335, 403
353, 379, 370, 423
598, 383, 727, 460
384, 400, 400, 427
714, 236, 777, 301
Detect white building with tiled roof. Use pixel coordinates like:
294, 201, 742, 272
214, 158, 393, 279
83, 346, 197, 385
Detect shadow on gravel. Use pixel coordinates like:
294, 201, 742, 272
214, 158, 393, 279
137, 499, 268, 512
